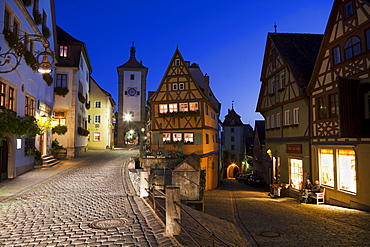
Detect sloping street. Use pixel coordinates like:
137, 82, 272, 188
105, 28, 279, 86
0, 149, 176, 246
204, 179, 370, 247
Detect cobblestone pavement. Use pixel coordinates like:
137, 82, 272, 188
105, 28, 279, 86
204, 179, 370, 247
0, 149, 177, 247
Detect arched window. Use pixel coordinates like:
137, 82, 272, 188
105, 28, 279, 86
344, 36, 361, 59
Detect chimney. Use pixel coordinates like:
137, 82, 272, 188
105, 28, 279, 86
204, 74, 210, 97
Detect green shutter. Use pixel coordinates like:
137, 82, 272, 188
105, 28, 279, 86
153, 133, 160, 144
194, 133, 202, 144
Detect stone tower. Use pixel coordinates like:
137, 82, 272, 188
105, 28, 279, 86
116, 44, 148, 146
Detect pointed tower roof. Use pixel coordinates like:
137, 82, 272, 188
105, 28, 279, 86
222, 103, 244, 127
117, 42, 147, 69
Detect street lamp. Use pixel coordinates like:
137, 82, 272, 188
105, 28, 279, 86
0, 33, 55, 74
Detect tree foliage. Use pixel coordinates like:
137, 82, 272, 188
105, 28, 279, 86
0, 107, 42, 146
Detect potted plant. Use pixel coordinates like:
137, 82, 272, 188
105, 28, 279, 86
33, 10, 42, 25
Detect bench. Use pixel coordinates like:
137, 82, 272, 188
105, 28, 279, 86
308, 188, 325, 205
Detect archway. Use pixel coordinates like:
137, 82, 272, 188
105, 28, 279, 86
124, 129, 138, 145
0, 139, 9, 181
226, 163, 239, 179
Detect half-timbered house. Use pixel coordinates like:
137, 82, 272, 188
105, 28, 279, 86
307, 0, 370, 210
148, 48, 221, 190
257, 33, 323, 194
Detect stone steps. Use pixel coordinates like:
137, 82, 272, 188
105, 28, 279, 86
34, 155, 60, 168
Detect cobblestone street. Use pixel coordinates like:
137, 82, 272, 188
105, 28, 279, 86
0, 149, 176, 247
204, 179, 370, 247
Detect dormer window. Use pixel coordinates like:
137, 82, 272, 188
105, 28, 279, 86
175, 59, 180, 66
59, 45, 68, 57
179, 83, 184, 90
173, 83, 178, 90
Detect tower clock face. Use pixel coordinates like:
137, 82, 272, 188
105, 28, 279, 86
127, 87, 137, 96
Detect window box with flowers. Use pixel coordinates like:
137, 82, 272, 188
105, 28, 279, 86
33, 10, 42, 25
23, 50, 38, 71
85, 102, 90, 109
3, 29, 24, 54
78, 92, 86, 104
77, 127, 89, 136
54, 87, 69, 97
159, 110, 201, 118
52, 125, 67, 135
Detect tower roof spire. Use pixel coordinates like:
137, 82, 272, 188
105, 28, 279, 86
130, 41, 136, 58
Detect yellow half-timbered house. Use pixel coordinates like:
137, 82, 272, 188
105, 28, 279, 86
257, 33, 323, 192
307, 0, 370, 210
148, 48, 221, 190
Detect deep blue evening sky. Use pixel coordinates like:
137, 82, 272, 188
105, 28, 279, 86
55, 1, 334, 127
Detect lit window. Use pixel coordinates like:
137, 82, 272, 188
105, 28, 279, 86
319, 149, 334, 187
173, 133, 182, 142
179, 103, 188, 112
173, 84, 178, 90
290, 158, 303, 190
25, 95, 36, 116
59, 45, 68, 57
317, 96, 327, 119
184, 133, 193, 143
293, 108, 299, 125
94, 132, 100, 141
333, 46, 341, 65
338, 149, 356, 193
284, 110, 290, 126
94, 115, 101, 124
54, 112, 66, 125
159, 104, 168, 114
0, 82, 6, 107
344, 36, 361, 60
329, 94, 338, 118
94, 101, 101, 108
163, 133, 171, 142
189, 102, 198, 111
8, 87, 14, 110
169, 103, 177, 112
179, 83, 184, 90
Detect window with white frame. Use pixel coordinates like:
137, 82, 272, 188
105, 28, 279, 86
293, 108, 299, 125
94, 115, 101, 124
179, 103, 188, 112
184, 133, 194, 143
169, 103, 178, 112
189, 102, 198, 111
280, 73, 286, 89
172, 83, 178, 90
94, 132, 100, 141
94, 101, 101, 108
159, 104, 168, 114
56, 74, 67, 88
25, 95, 36, 116
179, 83, 185, 90
175, 59, 180, 66
172, 133, 182, 142
284, 110, 290, 126
163, 133, 171, 142
271, 115, 275, 129
276, 113, 281, 128
270, 79, 276, 94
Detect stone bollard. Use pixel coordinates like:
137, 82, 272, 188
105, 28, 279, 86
140, 171, 149, 198
165, 186, 181, 236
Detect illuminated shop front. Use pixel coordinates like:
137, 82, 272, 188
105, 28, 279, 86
318, 148, 356, 193
289, 158, 303, 190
